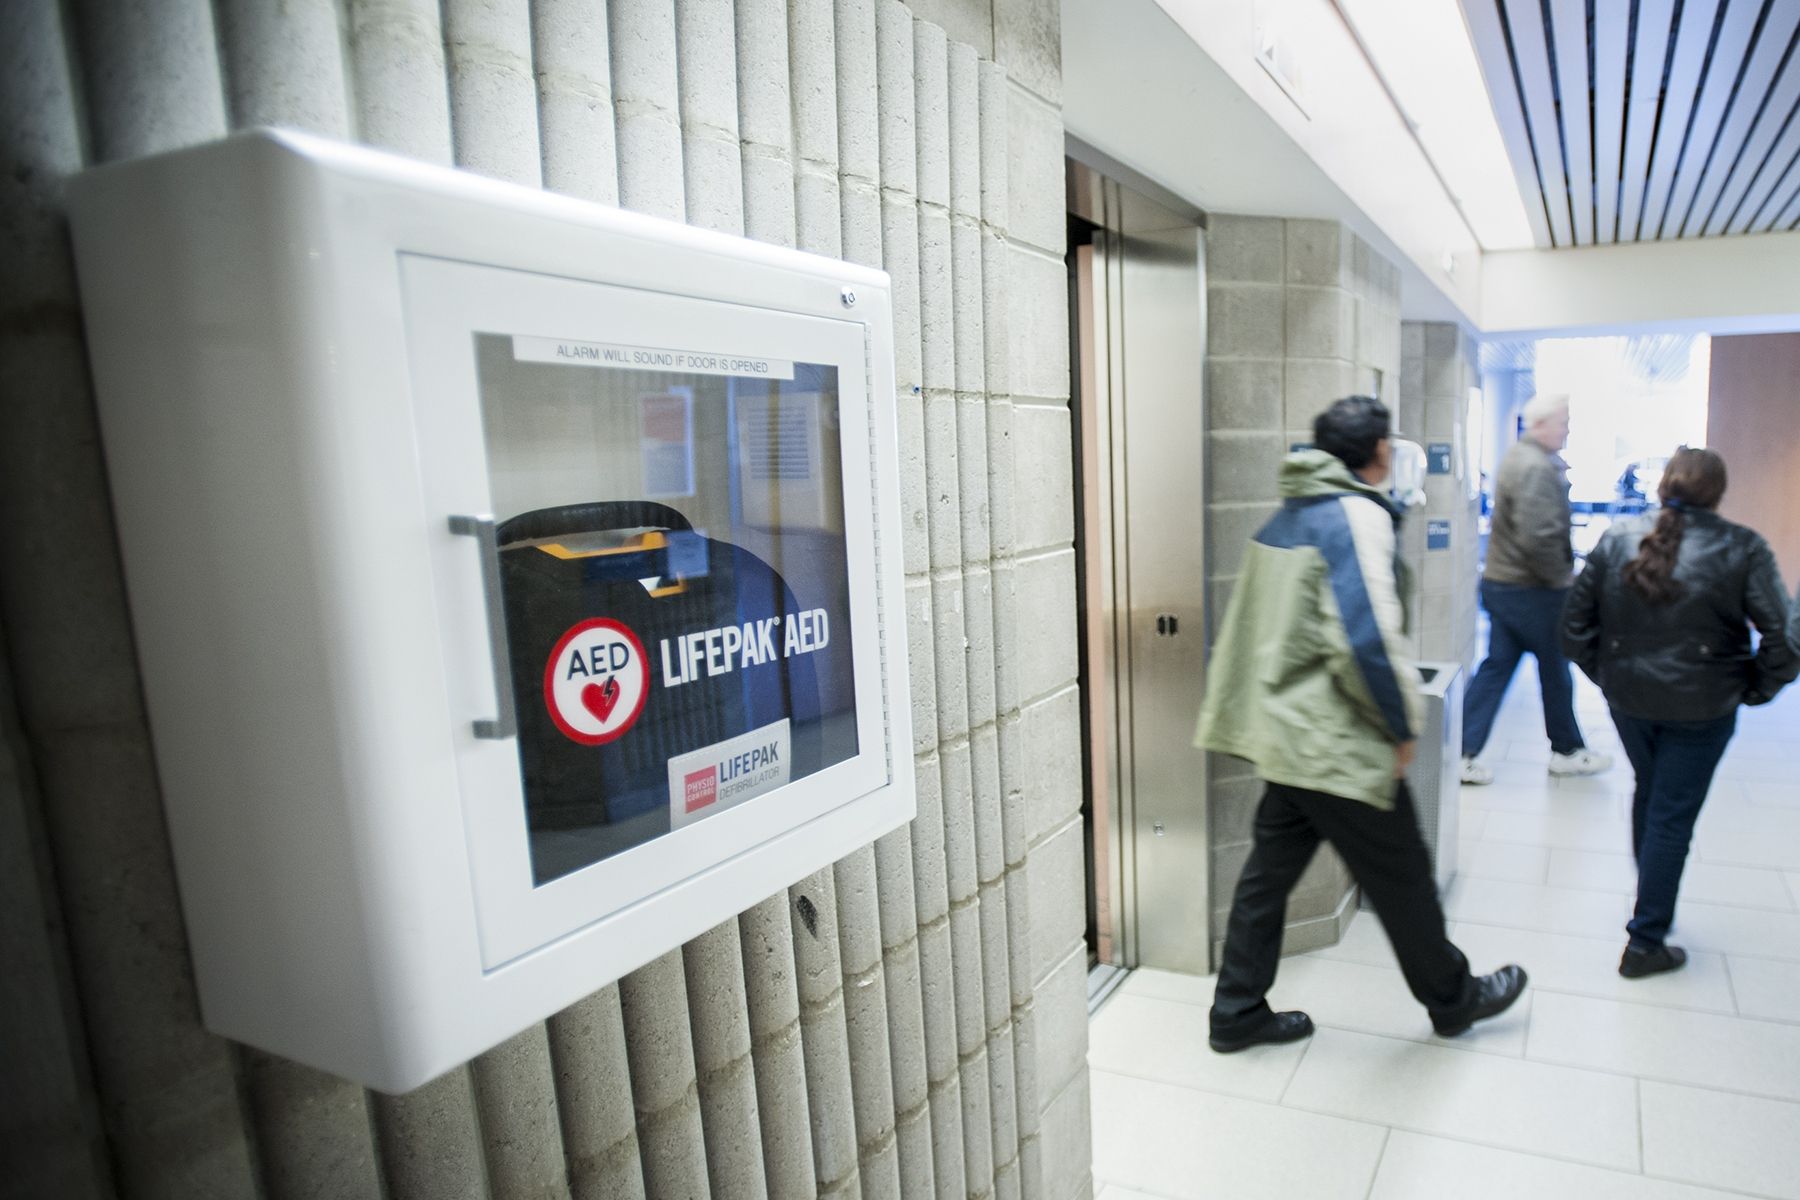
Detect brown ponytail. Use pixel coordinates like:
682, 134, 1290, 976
1622, 447, 1727, 605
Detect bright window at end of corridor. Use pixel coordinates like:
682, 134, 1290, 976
1532, 335, 1713, 508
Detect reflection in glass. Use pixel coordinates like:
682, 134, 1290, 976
474, 334, 858, 884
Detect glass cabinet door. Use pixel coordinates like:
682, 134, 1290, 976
401, 256, 888, 967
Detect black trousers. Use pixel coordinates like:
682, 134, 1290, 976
1210, 780, 1474, 1035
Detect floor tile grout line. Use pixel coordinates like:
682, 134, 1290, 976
1360, 1126, 1392, 1200
1447, 913, 1800, 962
1721, 952, 1742, 1016
1273, 1099, 1643, 1177
1634, 1076, 1645, 1176
1514, 1047, 1800, 1109
1275, 1036, 1310, 1106
1086, 1064, 1394, 1133
1285, 1021, 1800, 1112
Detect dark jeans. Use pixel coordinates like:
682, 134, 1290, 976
1461, 580, 1586, 758
1611, 708, 1737, 950
1211, 781, 1473, 1036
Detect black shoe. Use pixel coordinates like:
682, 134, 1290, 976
1209, 1010, 1315, 1054
1431, 965, 1528, 1036
1619, 944, 1687, 979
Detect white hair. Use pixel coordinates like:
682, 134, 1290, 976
1522, 392, 1569, 428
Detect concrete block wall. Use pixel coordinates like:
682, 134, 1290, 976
1400, 322, 1483, 670
0, 1, 1086, 1198
1202, 214, 1404, 962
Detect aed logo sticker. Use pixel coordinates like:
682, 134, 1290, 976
544, 618, 650, 745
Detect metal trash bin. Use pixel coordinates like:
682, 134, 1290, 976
1408, 660, 1465, 891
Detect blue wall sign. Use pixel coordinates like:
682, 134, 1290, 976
1427, 519, 1452, 551
1427, 442, 1454, 475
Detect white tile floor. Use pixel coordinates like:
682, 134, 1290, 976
1091, 664, 1800, 1200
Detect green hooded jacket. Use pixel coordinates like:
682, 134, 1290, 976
1194, 450, 1423, 809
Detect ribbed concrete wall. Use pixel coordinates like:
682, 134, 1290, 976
0, 0, 1088, 1198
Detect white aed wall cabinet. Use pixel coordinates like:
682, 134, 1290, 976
67, 129, 914, 1093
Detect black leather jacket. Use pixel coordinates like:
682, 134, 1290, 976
1562, 509, 1798, 721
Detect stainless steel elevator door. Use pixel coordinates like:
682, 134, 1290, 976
1070, 160, 1211, 977
1116, 224, 1211, 975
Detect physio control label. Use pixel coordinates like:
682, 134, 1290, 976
667, 719, 792, 830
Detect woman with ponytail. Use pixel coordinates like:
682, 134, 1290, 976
1563, 447, 1798, 978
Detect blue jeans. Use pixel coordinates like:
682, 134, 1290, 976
1612, 709, 1737, 950
1461, 580, 1586, 758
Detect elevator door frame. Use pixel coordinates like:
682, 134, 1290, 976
1069, 149, 1213, 980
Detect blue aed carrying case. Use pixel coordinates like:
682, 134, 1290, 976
499, 500, 837, 884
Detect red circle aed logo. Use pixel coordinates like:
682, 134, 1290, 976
543, 618, 650, 745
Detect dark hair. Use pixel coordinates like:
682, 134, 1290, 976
1621, 447, 1728, 605
1313, 395, 1391, 469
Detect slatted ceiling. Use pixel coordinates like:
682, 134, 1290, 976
1688, 3, 1800, 234
1592, 3, 1631, 242
1465, 0, 1800, 246
1660, 0, 1766, 238
1637, 0, 1721, 240
1776, 180, 1800, 224
1549, 0, 1596, 243
1775, 162, 1800, 224
1461, 0, 1557, 246
1713, 71, 1800, 231
1619, 0, 1678, 241
1502, 0, 1577, 244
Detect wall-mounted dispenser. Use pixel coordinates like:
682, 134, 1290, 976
68, 130, 914, 1092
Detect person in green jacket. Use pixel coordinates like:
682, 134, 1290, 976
1197, 396, 1528, 1053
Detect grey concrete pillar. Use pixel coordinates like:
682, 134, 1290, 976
344, 0, 454, 163
676, 0, 745, 234
789, 0, 844, 258
740, 897, 819, 1200
548, 986, 647, 1200
469, 1026, 571, 1200
245, 1053, 384, 1200
373, 1069, 488, 1200
875, 5, 962, 1195
618, 952, 710, 1199
789, 869, 863, 1196
68, 0, 228, 160
7, 7, 258, 1198
736, 0, 797, 247
216, 0, 352, 134
835, 0, 883, 270
832, 846, 903, 1199
916, 19, 995, 1198
609, 0, 684, 220
0, 623, 111, 1200
530, 0, 620, 204
829, 9, 903, 1196
680, 921, 768, 1200
443, 0, 543, 185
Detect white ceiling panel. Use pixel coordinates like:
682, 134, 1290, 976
1463, 0, 1800, 246
1592, 2, 1631, 241
1618, 0, 1678, 241
1549, 0, 1596, 242
1637, 0, 1723, 240
1500, 0, 1577, 245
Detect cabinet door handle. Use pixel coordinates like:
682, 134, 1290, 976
449, 514, 518, 740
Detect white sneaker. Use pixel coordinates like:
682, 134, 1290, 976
1549, 748, 1614, 777
1460, 757, 1494, 786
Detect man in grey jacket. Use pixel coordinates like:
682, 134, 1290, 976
1461, 394, 1614, 784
